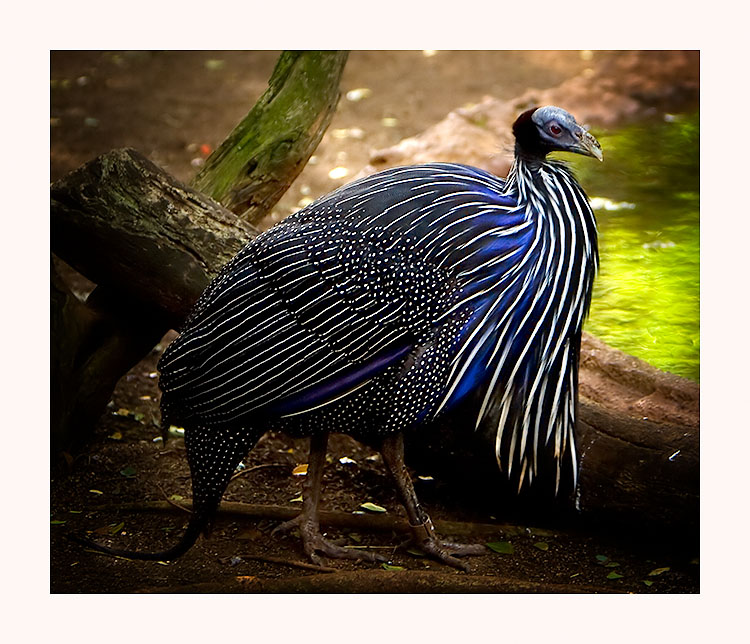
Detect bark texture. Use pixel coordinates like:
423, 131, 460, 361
51, 149, 257, 325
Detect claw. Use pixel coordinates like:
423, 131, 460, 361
273, 500, 386, 565
275, 514, 386, 564
407, 518, 486, 571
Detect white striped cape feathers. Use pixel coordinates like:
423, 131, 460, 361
158, 160, 598, 494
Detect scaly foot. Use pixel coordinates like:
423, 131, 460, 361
273, 513, 387, 565
407, 518, 487, 571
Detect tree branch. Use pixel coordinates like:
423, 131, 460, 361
193, 51, 349, 223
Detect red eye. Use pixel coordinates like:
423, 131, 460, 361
550, 124, 562, 135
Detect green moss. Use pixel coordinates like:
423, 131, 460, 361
192, 51, 348, 217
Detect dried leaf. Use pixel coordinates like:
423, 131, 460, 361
533, 541, 549, 551
346, 88, 372, 102
360, 502, 387, 513
648, 566, 671, 576
241, 528, 263, 541
292, 464, 308, 476
51, 519, 66, 525
89, 489, 104, 495
109, 522, 125, 535
169, 494, 184, 502
108, 431, 123, 441
289, 494, 303, 503
328, 167, 349, 180
93, 525, 114, 536
381, 563, 405, 571
487, 541, 514, 554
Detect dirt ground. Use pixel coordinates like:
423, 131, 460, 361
50, 51, 699, 593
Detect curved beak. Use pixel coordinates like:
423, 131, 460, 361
573, 126, 603, 161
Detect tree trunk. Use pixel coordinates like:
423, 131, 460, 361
192, 51, 349, 223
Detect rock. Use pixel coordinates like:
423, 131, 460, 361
369, 51, 699, 171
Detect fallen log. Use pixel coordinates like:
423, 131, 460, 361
51, 148, 255, 325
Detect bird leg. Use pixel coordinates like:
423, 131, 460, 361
273, 432, 386, 565
381, 432, 487, 571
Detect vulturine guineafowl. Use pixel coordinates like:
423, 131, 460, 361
74, 105, 601, 570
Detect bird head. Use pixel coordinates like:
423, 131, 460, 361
513, 106, 602, 162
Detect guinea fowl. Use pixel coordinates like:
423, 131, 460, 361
74, 105, 601, 570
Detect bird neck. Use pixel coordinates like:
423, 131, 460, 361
506, 152, 576, 206
507, 153, 547, 204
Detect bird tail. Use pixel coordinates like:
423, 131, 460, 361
68, 513, 206, 561
70, 425, 257, 561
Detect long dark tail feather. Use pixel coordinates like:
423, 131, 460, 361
69, 425, 259, 561
68, 513, 207, 561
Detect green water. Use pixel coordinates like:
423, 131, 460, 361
566, 112, 700, 382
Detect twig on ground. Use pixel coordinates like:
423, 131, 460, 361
230, 462, 290, 481
237, 554, 338, 573
156, 483, 191, 513
92, 500, 554, 537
